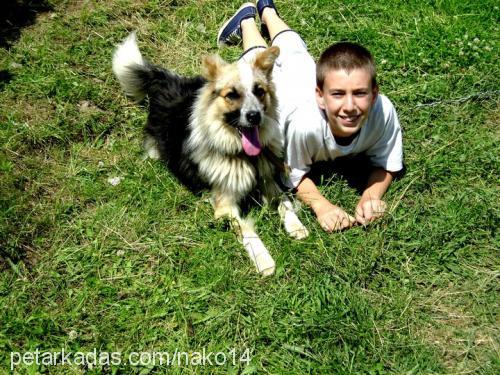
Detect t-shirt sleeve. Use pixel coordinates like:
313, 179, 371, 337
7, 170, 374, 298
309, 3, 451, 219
367, 99, 404, 172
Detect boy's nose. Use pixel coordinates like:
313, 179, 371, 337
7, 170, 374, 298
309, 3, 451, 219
343, 95, 356, 112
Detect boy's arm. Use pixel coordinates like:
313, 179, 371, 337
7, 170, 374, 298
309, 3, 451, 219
355, 167, 395, 225
296, 176, 355, 232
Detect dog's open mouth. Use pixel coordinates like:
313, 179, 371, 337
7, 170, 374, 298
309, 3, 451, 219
239, 126, 262, 156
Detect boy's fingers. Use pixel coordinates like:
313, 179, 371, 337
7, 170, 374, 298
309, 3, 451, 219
318, 213, 334, 232
366, 200, 386, 220
357, 199, 387, 224
333, 213, 355, 231
318, 210, 354, 232
324, 214, 341, 232
336, 212, 354, 228
376, 200, 387, 214
355, 205, 367, 225
355, 211, 366, 225
363, 202, 375, 220
347, 214, 356, 224
319, 219, 332, 232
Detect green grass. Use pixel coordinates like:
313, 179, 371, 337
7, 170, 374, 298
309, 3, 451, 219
0, 0, 498, 373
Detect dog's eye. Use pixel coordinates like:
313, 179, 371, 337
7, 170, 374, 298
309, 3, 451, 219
253, 85, 266, 99
225, 90, 241, 101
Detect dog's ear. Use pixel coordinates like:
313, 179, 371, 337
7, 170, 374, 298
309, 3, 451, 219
202, 54, 226, 81
254, 46, 280, 78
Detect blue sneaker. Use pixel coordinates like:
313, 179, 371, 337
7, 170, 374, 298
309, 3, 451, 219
217, 3, 257, 46
256, 0, 278, 18
256, 0, 279, 38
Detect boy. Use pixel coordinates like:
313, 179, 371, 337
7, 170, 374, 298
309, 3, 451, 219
218, 1, 403, 232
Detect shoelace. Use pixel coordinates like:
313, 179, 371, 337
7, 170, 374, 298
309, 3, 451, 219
225, 28, 242, 44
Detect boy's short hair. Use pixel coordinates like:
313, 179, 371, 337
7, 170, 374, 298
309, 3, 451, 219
316, 41, 377, 89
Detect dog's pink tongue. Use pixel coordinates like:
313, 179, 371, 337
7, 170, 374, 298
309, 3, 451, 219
241, 127, 261, 156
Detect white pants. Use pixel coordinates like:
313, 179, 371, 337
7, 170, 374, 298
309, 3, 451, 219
239, 31, 317, 126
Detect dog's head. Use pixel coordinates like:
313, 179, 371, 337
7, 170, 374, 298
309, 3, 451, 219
201, 47, 280, 156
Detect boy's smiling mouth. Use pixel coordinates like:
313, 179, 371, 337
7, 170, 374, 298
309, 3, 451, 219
338, 114, 361, 125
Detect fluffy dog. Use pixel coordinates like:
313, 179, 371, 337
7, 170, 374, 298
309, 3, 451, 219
112, 33, 308, 276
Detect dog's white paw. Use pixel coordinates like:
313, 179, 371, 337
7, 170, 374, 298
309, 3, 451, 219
283, 211, 309, 240
278, 198, 309, 240
143, 136, 160, 160
242, 234, 275, 276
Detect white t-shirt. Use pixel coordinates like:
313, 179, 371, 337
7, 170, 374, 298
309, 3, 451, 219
282, 94, 404, 188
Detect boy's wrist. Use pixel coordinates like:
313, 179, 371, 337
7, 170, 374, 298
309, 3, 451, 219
360, 168, 393, 201
359, 191, 383, 203
358, 195, 385, 207
298, 191, 332, 217
310, 199, 328, 215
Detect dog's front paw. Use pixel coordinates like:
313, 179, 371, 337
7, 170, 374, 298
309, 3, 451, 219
286, 221, 309, 240
278, 199, 309, 240
283, 211, 309, 240
242, 234, 275, 276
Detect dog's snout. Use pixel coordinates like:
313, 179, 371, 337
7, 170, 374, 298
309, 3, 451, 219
246, 111, 261, 126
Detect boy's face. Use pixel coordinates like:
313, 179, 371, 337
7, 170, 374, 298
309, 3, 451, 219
316, 68, 378, 138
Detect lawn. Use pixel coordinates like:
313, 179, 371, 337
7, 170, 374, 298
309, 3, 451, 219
0, 0, 498, 373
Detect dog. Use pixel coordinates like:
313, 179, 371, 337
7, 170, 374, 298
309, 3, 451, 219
112, 33, 308, 276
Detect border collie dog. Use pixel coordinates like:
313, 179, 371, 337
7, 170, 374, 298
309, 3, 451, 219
112, 33, 308, 276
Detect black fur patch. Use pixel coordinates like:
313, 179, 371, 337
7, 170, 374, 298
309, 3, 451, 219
132, 62, 207, 191
223, 109, 241, 128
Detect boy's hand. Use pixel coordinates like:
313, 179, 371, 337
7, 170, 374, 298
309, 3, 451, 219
295, 176, 356, 232
355, 198, 387, 225
316, 203, 356, 232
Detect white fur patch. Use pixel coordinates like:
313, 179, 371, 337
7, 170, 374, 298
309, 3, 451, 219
278, 198, 309, 240
237, 62, 264, 124
237, 61, 255, 90
242, 234, 275, 276
143, 135, 160, 160
112, 32, 146, 100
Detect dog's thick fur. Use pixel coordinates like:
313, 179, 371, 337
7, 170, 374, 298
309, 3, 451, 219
113, 33, 308, 276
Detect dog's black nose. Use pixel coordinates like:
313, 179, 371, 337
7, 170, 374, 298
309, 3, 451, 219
246, 111, 261, 126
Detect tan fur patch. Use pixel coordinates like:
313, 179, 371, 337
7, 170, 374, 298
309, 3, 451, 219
254, 46, 280, 79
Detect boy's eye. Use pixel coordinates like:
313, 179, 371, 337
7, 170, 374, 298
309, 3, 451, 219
355, 91, 368, 97
331, 92, 343, 97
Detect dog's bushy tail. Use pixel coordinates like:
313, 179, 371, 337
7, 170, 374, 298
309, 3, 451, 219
112, 32, 151, 101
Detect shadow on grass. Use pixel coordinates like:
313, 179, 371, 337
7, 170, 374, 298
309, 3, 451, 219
1, 0, 53, 49
0, 70, 14, 89
308, 154, 407, 195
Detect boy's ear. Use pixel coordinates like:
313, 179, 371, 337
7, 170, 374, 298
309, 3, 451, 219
254, 46, 280, 78
202, 54, 226, 81
315, 86, 325, 110
372, 84, 379, 103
